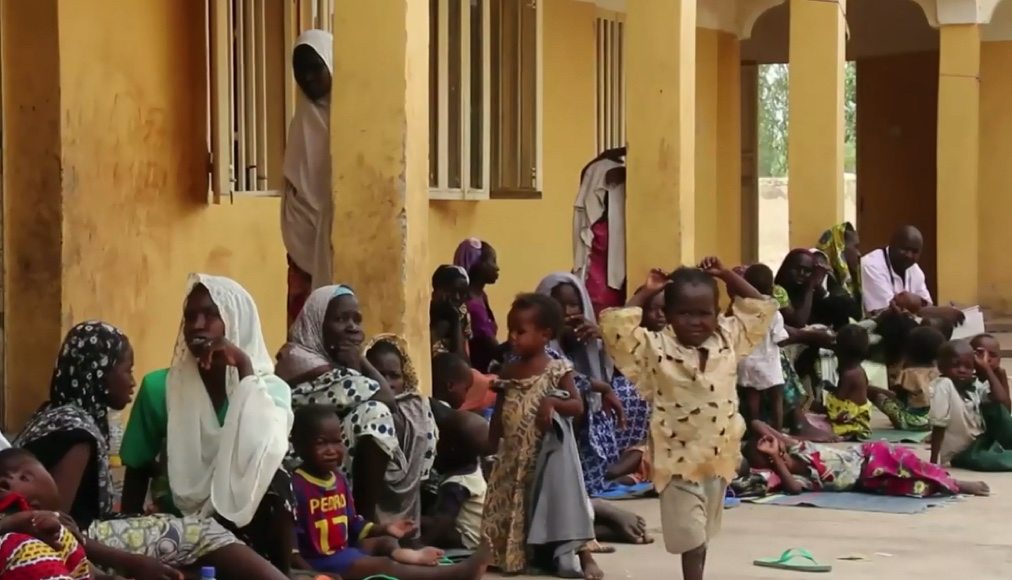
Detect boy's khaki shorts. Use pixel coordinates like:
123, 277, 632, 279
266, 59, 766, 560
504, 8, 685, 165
659, 476, 726, 554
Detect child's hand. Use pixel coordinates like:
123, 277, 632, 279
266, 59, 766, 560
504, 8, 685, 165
385, 519, 417, 539
698, 257, 725, 277
644, 269, 669, 293
3, 511, 63, 549
974, 349, 992, 373
756, 435, 782, 458
536, 398, 556, 432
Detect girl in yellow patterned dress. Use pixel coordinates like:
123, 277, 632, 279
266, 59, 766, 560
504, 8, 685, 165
482, 294, 588, 575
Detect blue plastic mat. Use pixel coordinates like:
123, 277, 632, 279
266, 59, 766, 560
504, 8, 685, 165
592, 481, 654, 500
746, 491, 957, 514
870, 429, 930, 444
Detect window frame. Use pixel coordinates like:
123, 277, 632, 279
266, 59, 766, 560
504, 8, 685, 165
429, 0, 543, 202
595, 9, 625, 155
207, 0, 334, 204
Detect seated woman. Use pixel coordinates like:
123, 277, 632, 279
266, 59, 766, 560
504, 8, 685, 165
364, 335, 439, 532
813, 223, 864, 328
453, 239, 501, 373
535, 272, 649, 496
744, 420, 989, 497
276, 285, 415, 527
17, 320, 287, 579
119, 275, 295, 573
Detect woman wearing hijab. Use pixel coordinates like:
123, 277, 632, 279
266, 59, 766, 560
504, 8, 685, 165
453, 238, 501, 373
16, 321, 287, 580
120, 275, 295, 573
535, 273, 649, 496
283, 29, 334, 325
364, 335, 439, 532
574, 147, 627, 317
812, 222, 864, 328
275, 285, 407, 526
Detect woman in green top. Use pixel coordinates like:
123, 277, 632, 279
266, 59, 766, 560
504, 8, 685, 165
120, 274, 296, 573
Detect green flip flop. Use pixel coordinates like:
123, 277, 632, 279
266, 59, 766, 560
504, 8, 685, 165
753, 548, 832, 572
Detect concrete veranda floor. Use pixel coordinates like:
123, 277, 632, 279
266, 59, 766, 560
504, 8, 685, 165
500, 443, 1012, 579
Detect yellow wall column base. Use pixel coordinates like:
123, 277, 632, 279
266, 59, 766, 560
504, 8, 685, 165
787, 0, 846, 247
626, 0, 696, 280
331, 0, 431, 387
937, 24, 980, 305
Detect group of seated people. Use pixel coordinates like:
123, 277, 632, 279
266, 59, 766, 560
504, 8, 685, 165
0, 223, 1005, 580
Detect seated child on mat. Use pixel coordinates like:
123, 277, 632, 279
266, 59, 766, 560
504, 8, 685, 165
930, 339, 1012, 471
423, 353, 487, 551
824, 324, 872, 440
743, 420, 989, 497
290, 405, 489, 580
600, 258, 777, 580
870, 326, 945, 431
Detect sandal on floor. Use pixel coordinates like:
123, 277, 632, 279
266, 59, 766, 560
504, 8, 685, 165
753, 548, 832, 572
724, 488, 741, 509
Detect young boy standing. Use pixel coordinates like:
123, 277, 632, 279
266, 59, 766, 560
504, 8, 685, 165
600, 258, 776, 580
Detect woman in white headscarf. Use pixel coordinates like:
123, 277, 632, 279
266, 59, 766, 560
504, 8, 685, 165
283, 29, 334, 326
120, 274, 295, 573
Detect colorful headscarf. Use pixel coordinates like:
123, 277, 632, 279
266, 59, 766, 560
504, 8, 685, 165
453, 238, 484, 275
14, 321, 127, 517
817, 222, 860, 297
277, 284, 355, 382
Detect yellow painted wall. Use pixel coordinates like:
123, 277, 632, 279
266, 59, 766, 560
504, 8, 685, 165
427, 0, 598, 327
4, 0, 288, 429
979, 41, 1012, 312
695, 29, 720, 259
1, 0, 65, 428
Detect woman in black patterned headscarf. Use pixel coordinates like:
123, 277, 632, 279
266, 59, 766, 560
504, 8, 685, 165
15, 321, 132, 521
14, 321, 288, 580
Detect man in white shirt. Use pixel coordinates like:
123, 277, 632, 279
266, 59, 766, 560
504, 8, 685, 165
860, 225, 932, 313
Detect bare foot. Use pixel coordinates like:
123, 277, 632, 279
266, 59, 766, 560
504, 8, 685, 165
592, 500, 654, 544
392, 546, 444, 566
459, 544, 491, 580
586, 539, 617, 554
579, 550, 605, 580
797, 421, 841, 443
957, 480, 991, 496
